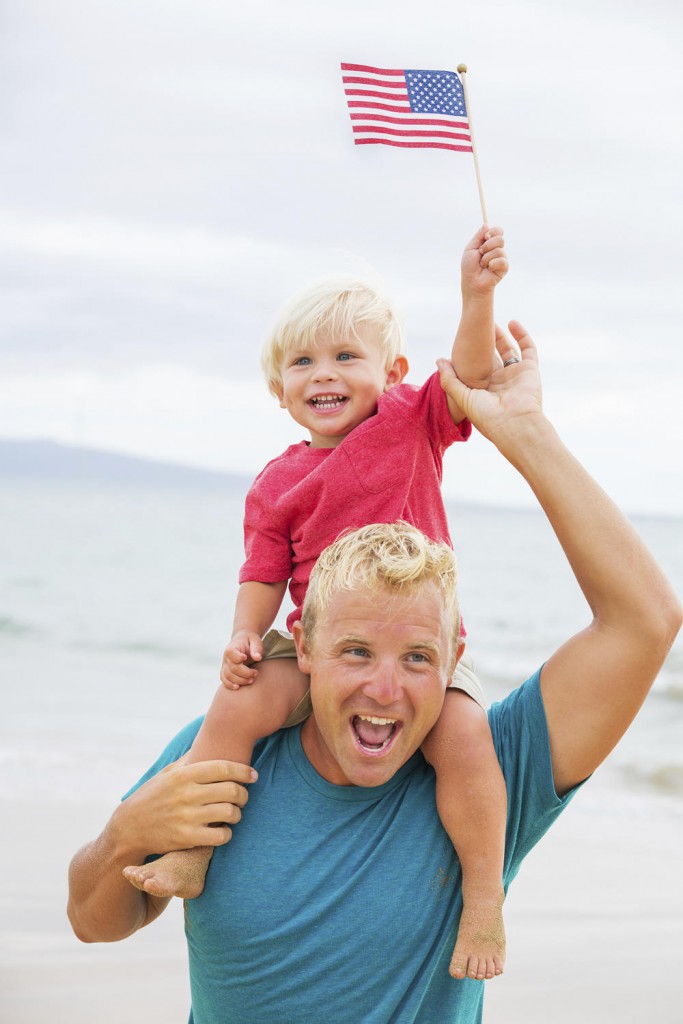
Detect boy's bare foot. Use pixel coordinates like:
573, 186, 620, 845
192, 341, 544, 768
449, 888, 506, 981
123, 846, 213, 899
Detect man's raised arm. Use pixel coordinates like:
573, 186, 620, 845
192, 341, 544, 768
438, 323, 681, 796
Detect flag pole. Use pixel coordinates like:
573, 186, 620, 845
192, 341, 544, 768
457, 64, 488, 224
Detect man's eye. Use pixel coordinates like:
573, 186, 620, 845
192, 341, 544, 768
346, 647, 369, 658
406, 652, 429, 663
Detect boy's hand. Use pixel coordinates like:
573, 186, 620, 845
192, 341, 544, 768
220, 631, 264, 690
461, 225, 508, 298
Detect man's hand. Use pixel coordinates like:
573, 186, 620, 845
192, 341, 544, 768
221, 631, 264, 689
68, 757, 258, 943
461, 225, 509, 299
439, 321, 543, 451
118, 758, 258, 856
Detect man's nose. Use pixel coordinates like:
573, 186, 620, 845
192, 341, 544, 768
361, 659, 402, 706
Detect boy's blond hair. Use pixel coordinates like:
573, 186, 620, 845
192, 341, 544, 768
301, 522, 461, 671
261, 275, 405, 398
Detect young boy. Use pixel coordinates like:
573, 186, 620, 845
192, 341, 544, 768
124, 225, 509, 983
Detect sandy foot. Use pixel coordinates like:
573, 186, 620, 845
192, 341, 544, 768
449, 889, 506, 981
123, 847, 213, 899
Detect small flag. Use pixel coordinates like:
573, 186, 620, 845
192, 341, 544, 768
341, 63, 472, 152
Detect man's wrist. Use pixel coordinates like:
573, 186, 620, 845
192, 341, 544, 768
492, 415, 563, 473
107, 799, 154, 866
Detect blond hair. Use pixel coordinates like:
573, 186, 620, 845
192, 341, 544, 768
301, 522, 460, 669
261, 275, 405, 397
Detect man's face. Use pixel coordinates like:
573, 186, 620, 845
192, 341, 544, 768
294, 583, 454, 787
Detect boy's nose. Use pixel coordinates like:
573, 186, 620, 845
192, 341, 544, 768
312, 361, 338, 382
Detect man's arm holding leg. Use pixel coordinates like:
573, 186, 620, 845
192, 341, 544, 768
68, 759, 256, 942
438, 323, 681, 796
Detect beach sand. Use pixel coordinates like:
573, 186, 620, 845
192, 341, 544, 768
2, 768, 682, 1023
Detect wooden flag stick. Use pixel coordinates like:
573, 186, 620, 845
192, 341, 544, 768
457, 64, 488, 224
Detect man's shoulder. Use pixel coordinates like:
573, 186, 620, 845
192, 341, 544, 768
121, 716, 205, 801
487, 669, 549, 771
487, 668, 583, 879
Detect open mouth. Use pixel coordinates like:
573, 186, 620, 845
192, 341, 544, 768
309, 394, 348, 412
351, 714, 401, 755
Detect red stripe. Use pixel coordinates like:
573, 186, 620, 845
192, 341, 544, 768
354, 138, 473, 152
341, 62, 405, 76
346, 101, 413, 113
350, 113, 469, 129
342, 75, 406, 89
353, 125, 470, 140
344, 88, 410, 101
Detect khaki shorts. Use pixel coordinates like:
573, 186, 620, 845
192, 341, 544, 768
259, 629, 486, 729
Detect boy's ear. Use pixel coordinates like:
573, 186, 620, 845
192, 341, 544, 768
273, 383, 286, 408
384, 355, 409, 391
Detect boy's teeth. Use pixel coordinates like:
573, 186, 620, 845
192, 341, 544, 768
357, 715, 396, 725
311, 394, 345, 407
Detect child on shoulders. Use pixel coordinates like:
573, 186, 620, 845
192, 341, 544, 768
124, 225, 509, 983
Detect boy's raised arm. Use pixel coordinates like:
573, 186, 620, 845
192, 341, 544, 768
438, 323, 681, 795
444, 225, 508, 425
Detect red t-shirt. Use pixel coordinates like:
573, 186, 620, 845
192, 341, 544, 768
239, 371, 470, 631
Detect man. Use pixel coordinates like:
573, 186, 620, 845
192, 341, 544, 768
67, 323, 681, 1023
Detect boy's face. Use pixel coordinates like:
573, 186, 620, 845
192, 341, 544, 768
275, 324, 408, 448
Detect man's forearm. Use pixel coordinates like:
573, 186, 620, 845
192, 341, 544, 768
67, 805, 168, 943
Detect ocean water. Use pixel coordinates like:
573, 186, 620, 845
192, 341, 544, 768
1, 478, 682, 806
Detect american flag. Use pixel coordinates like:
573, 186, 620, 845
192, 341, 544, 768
341, 63, 472, 152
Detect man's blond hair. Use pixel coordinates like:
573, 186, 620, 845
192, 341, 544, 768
261, 275, 405, 398
301, 522, 460, 670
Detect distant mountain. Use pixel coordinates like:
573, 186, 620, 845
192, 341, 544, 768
0, 439, 251, 491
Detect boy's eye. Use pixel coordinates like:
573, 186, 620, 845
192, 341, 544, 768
293, 356, 312, 366
336, 352, 355, 362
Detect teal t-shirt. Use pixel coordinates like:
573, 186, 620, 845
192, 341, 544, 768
128, 669, 580, 1023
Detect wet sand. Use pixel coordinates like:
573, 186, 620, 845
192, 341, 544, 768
2, 769, 682, 1023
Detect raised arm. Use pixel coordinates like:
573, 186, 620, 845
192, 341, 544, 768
444, 225, 508, 424
67, 759, 256, 942
438, 323, 682, 795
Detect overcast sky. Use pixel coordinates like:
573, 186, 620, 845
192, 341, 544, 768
2, 0, 682, 513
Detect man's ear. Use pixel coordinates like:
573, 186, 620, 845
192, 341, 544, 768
292, 621, 311, 674
384, 355, 409, 391
448, 638, 466, 683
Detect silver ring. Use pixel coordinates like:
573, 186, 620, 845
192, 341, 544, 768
503, 356, 520, 367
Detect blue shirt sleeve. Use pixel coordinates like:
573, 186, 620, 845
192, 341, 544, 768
121, 716, 204, 801
488, 668, 585, 886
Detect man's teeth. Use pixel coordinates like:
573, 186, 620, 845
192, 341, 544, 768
357, 715, 396, 726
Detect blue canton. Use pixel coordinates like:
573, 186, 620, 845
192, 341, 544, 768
404, 69, 467, 117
